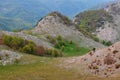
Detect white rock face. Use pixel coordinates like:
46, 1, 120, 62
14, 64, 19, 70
0, 50, 22, 66
96, 0, 120, 42
96, 23, 119, 42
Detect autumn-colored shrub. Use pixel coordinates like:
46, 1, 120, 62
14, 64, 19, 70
2, 35, 63, 57
34, 46, 45, 56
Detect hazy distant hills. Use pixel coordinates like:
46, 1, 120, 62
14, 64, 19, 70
0, 0, 114, 31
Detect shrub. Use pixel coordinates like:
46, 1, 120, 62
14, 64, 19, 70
45, 49, 62, 57
102, 40, 112, 46
10, 37, 24, 49
2, 35, 25, 49
45, 49, 52, 56
2, 35, 63, 57
46, 35, 56, 44
21, 43, 35, 54
56, 35, 62, 41
61, 46, 65, 51
2, 35, 12, 46
93, 36, 99, 42
34, 46, 45, 56
69, 40, 73, 44
52, 49, 63, 57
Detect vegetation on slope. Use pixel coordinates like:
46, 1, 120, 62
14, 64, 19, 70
74, 9, 113, 32
2, 35, 62, 57
46, 35, 90, 57
74, 9, 113, 46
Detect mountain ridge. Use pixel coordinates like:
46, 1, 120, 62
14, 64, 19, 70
0, 0, 114, 31
73, 0, 120, 43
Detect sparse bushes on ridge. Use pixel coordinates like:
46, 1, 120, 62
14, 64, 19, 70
48, 11, 72, 26
2, 35, 62, 57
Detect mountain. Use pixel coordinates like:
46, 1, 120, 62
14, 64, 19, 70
32, 11, 105, 48
0, 11, 105, 52
0, 0, 114, 31
73, 0, 120, 43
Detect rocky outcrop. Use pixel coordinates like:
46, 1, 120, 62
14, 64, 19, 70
63, 41, 120, 77
0, 50, 22, 66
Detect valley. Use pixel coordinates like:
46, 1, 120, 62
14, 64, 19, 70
1, 0, 120, 80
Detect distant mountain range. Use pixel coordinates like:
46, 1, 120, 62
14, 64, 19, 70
0, 0, 114, 31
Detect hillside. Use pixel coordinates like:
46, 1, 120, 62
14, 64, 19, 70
2, 1, 120, 79
1, 30, 120, 80
73, 0, 120, 43
0, 0, 114, 31
62, 41, 120, 77
0, 11, 106, 59
32, 12, 105, 49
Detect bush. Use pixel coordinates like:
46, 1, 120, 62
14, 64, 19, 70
2, 35, 25, 49
93, 36, 99, 42
2, 35, 36, 54
2, 35, 63, 57
56, 35, 62, 41
2, 35, 13, 46
46, 35, 56, 44
69, 40, 73, 44
21, 43, 35, 54
61, 46, 65, 51
34, 46, 45, 56
45, 49, 62, 57
102, 40, 112, 46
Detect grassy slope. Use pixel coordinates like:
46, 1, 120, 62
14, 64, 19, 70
62, 43, 90, 57
0, 52, 120, 80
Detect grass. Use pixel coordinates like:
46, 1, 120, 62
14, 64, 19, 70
0, 53, 81, 80
0, 52, 120, 80
62, 43, 90, 57
0, 63, 79, 80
